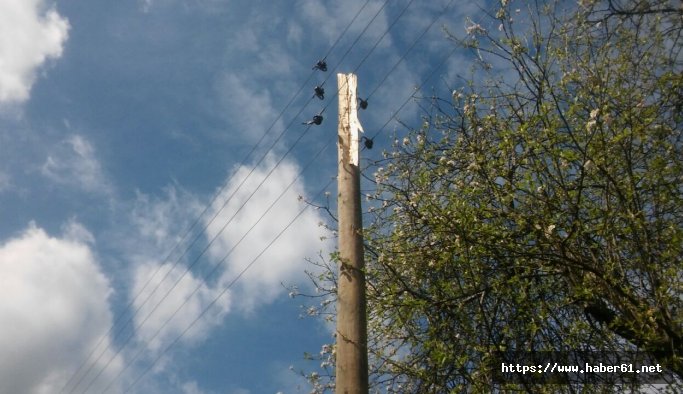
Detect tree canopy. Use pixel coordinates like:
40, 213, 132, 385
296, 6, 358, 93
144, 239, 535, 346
301, 0, 682, 392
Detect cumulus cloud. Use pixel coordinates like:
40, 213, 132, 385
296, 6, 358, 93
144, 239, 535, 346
205, 154, 328, 312
111, 157, 327, 388
117, 186, 228, 361
131, 261, 231, 352
0, 0, 69, 103
41, 134, 112, 195
0, 223, 122, 394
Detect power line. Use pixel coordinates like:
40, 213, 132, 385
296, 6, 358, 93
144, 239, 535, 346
59, 2, 374, 393
90, 0, 440, 390
69, 0, 458, 390
86, 0, 409, 388
64, 1, 399, 392
102, 2, 456, 391
107, 41, 461, 394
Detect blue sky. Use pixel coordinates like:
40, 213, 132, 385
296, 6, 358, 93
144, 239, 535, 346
0, 0, 488, 392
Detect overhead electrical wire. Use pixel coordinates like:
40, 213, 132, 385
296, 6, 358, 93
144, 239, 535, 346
100, 7, 447, 375
78, 2, 405, 390
63, 1, 414, 392
115, 45, 460, 393
88, 0, 457, 391
102, 3, 463, 391
59, 1, 374, 393
87, 0, 415, 389
70, 0, 469, 390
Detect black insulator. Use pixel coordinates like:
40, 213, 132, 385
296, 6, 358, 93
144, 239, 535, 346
313, 59, 328, 72
361, 136, 374, 149
303, 113, 324, 125
314, 85, 325, 100
359, 98, 368, 110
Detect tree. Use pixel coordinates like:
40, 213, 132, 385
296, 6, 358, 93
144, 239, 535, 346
300, 0, 682, 392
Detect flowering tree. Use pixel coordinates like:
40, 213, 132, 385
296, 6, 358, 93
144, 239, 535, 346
300, 0, 682, 392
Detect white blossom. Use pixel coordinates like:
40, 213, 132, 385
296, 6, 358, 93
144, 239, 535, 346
321, 344, 333, 355
465, 21, 487, 36
586, 119, 597, 131
545, 224, 556, 237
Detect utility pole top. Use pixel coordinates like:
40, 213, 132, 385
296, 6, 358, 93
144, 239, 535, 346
340, 73, 364, 166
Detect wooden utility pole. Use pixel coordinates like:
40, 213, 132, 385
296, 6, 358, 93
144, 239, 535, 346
335, 73, 369, 394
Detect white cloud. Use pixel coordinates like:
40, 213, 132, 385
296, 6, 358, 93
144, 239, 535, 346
120, 186, 229, 357
131, 260, 231, 352
206, 154, 329, 312
213, 73, 284, 144
0, 0, 69, 103
41, 134, 112, 195
0, 223, 122, 394
116, 156, 327, 385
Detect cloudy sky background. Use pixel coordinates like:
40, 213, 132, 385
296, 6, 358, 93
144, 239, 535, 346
0, 0, 492, 392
